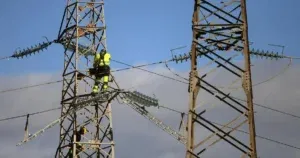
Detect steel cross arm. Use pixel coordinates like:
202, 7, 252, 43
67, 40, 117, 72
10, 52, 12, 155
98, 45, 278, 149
200, 0, 243, 23
120, 94, 187, 145
206, 38, 243, 49
16, 91, 119, 146
194, 28, 242, 40
194, 24, 242, 27
198, 0, 238, 22
198, 4, 233, 24
195, 42, 245, 72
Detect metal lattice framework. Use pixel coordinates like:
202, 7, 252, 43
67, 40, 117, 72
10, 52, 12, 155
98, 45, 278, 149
5, 0, 297, 157
186, 0, 257, 157
56, 0, 116, 157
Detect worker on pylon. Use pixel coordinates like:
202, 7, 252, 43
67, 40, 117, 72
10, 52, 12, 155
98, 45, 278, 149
91, 49, 111, 95
68, 126, 88, 158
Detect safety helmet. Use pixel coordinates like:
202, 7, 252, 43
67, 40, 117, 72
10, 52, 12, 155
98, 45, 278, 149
100, 49, 106, 54
79, 126, 88, 134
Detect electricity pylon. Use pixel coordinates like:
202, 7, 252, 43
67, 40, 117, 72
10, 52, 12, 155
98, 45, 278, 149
185, 0, 257, 157
5, 0, 290, 157
55, 0, 115, 157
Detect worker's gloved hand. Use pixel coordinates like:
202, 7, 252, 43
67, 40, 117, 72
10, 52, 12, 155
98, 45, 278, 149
89, 68, 96, 75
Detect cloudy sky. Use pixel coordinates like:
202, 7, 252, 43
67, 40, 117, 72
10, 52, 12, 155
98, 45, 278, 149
0, 0, 300, 158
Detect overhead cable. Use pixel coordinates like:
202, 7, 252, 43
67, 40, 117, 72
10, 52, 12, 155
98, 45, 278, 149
252, 57, 292, 87
111, 59, 187, 84
1, 59, 299, 122
211, 121, 300, 150
0, 60, 171, 95
0, 80, 63, 94
0, 107, 60, 122
159, 106, 300, 151
232, 97, 300, 120
111, 59, 300, 120
2, 98, 299, 151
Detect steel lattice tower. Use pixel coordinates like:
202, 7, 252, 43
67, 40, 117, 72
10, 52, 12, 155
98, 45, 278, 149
186, 0, 257, 157
56, 0, 115, 157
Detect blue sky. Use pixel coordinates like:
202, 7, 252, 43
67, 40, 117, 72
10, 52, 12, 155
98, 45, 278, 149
0, 0, 299, 76
0, 1, 300, 157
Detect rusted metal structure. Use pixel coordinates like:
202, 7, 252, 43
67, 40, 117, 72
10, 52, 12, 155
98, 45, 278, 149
55, 0, 116, 157
185, 0, 257, 157
5, 0, 295, 157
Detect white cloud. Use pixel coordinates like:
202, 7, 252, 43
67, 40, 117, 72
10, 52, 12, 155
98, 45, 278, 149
0, 58, 299, 158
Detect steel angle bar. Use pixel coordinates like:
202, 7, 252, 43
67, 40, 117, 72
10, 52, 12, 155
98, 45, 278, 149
193, 113, 244, 149
199, 5, 233, 24
191, 111, 251, 155
196, 77, 248, 111
199, 85, 245, 114
200, 53, 241, 79
195, 24, 242, 27
16, 92, 116, 146
195, 42, 244, 72
205, 38, 244, 51
195, 25, 238, 33
207, 119, 247, 148
121, 95, 187, 145
196, 118, 248, 156
192, 117, 249, 155
201, 0, 243, 23
199, 0, 237, 22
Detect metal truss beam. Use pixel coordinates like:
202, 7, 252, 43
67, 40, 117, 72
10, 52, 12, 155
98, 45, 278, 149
56, 1, 114, 158
121, 93, 187, 145
185, 0, 257, 157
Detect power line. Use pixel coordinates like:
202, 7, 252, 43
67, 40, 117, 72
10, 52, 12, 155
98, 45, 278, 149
252, 58, 292, 87
165, 56, 293, 91
0, 56, 10, 61
0, 107, 60, 122
111, 59, 187, 84
0, 80, 63, 94
112, 59, 300, 120
284, 56, 300, 60
159, 106, 300, 151
112, 59, 173, 72
158, 105, 185, 114
232, 97, 300, 119
0, 60, 170, 95
1, 95, 299, 151
1, 59, 299, 122
222, 58, 293, 90
0, 60, 176, 121
1, 56, 290, 96
211, 121, 300, 150
0, 70, 298, 151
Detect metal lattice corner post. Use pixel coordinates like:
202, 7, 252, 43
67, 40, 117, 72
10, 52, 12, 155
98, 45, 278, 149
56, 0, 115, 157
241, 0, 257, 157
185, 0, 257, 157
186, 1, 200, 158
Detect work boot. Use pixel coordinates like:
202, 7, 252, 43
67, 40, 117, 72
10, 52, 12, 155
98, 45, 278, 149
92, 86, 99, 96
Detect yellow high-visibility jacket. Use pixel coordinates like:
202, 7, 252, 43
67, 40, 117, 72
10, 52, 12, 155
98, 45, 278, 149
94, 52, 111, 67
